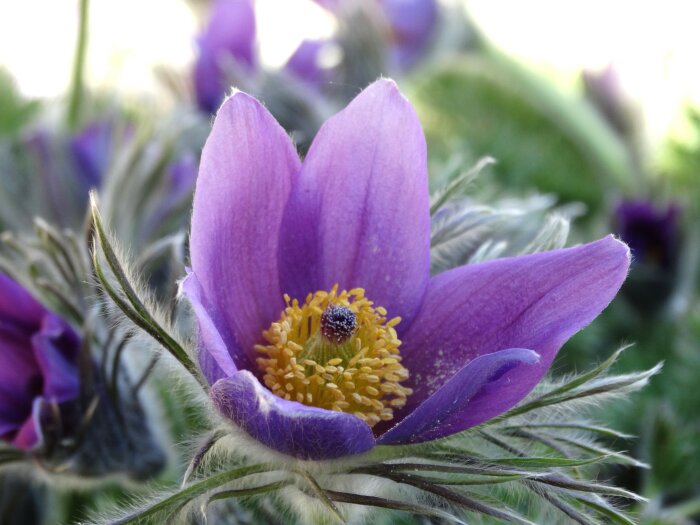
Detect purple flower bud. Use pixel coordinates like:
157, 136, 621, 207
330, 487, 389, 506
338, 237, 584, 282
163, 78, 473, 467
615, 199, 680, 272
167, 152, 199, 203
381, 0, 438, 69
615, 199, 681, 312
582, 65, 633, 137
284, 39, 334, 87
313, 0, 439, 70
69, 121, 115, 191
139, 152, 199, 241
194, 0, 256, 113
0, 274, 80, 451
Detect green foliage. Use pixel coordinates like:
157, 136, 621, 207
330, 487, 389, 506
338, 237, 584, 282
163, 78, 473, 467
411, 51, 634, 211
0, 68, 39, 136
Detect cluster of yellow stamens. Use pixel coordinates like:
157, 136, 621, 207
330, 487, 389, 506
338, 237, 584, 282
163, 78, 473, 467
255, 285, 412, 427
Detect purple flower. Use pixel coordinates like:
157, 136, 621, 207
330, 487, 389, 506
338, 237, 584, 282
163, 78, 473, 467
615, 199, 680, 311
314, 0, 438, 69
166, 152, 199, 204
582, 65, 632, 137
615, 199, 679, 271
381, 0, 438, 69
182, 79, 630, 460
0, 274, 80, 450
194, 0, 256, 113
283, 39, 334, 88
70, 120, 116, 191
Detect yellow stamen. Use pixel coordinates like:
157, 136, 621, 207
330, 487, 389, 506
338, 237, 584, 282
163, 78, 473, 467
255, 285, 412, 427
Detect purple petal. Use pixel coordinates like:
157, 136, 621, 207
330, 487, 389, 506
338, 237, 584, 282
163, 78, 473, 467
190, 92, 301, 371
279, 79, 430, 330
395, 236, 630, 419
0, 335, 41, 417
0, 377, 36, 435
31, 314, 80, 403
9, 398, 43, 450
0, 274, 45, 329
284, 39, 332, 87
378, 348, 539, 444
180, 272, 237, 383
211, 371, 375, 459
194, 0, 257, 113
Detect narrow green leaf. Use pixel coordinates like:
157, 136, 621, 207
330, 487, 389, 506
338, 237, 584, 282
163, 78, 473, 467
524, 346, 628, 405
34, 217, 83, 290
499, 361, 659, 420
206, 481, 291, 505
528, 486, 600, 525
182, 430, 228, 487
405, 474, 525, 486
195, 480, 292, 521
32, 278, 83, 324
89, 195, 203, 386
430, 156, 495, 215
500, 423, 634, 440
487, 455, 608, 469
297, 470, 345, 524
388, 472, 536, 525
534, 474, 646, 502
575, 495, 637, 525
547, 434, 647, 468
110, 463, 271, 524
324, 489, 468, 524
355, 461, 533, 478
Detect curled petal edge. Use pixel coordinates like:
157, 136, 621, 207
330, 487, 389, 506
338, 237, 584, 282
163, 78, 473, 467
211, 370, 376, 460
378, 348, 540, 444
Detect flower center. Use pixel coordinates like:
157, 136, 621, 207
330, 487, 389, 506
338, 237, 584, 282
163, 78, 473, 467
255, 285, 412, 427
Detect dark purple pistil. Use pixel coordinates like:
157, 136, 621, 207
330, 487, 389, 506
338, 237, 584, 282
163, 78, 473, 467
320, 305, 356, 344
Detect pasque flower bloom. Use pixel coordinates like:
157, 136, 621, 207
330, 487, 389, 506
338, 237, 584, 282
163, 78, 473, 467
183, 79, 630, 460
0, 274, 80, 450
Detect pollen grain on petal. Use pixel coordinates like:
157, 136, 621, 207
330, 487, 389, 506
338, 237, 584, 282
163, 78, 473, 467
255, 285, 412, 427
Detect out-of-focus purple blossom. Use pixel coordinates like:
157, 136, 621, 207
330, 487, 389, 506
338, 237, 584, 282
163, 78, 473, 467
69, 121, 115, 191
583, 65, 633, 137
615, 199, 680, 272
167, 152, 198, 203
183, 79, 630, 460
0, 274, 80, 451
138, 152, 199, 244
194, 0, 256, 113
382, 0, 438, 69
284, 39, 334, 87
314, 0, 438, 70
615, 199, 681, 312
